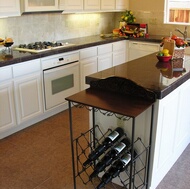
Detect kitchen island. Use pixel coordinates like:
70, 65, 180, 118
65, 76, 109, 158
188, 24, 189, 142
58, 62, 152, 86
83, 53, 190, 189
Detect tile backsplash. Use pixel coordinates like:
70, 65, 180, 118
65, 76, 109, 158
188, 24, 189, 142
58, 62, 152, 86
0, 12, 118, 45
0, 11, 188, 46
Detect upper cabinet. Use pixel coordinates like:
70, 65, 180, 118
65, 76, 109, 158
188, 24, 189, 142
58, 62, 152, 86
101, 0, 115, 10
59, 0, 83, 11
116, 0, 129, 10
62, 0, 128, 13
21, 0, 59, 12
0, 0, 21, 17
84, 0, 100, 10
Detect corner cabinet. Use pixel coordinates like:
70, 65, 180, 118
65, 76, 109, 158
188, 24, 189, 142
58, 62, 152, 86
21, 0, 59, 12
0, 0, 21, 17
13, 59, 43, 125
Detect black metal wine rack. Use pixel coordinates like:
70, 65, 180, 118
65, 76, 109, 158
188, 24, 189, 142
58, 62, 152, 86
66, 77, 156, 189
72, 124, 150, 189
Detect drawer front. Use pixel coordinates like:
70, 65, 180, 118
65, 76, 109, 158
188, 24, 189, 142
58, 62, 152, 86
129, 42, 159, 52
13, 59, 41, 78
80, 46, 97, 59
98, 43, 112, 55
0, 66, 12, 82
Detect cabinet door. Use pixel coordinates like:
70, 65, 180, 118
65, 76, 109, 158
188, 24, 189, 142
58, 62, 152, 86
98, 43, 113, 71
14, 73, 43, 124
23, 0, 59, 12
101, 0, 115, 10
84, 0, 100, 10
116, 0, 129, 10
98, 54, 112, 71
0, 82, 16, 133
0, 0, 20, 17
113, 41, 127, 66
80, 57, 98, 90
59, 0, 83, 10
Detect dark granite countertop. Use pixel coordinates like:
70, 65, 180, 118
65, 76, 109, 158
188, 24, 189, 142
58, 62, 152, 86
0, 35, 162, 67
86, 53, 190, 99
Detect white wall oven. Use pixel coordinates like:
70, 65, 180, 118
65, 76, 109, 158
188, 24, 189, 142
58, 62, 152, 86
41, 51, 80, 110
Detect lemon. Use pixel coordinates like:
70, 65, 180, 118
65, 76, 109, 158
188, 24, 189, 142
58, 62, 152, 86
162, 49, 169, 54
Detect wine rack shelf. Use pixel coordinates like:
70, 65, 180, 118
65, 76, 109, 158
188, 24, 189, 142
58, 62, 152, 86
66, 77, 156, 189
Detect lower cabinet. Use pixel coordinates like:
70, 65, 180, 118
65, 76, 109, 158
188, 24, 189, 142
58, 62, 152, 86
113, 40, 128, 66
129, 41, 160, 61
149, 79, 190, 189
98, 43, 113, 71
0, 81, 16, 133
80, 40, 128, 90
80, 57, 98, 90
0, 59, 44, 139
14, 73, 43, 124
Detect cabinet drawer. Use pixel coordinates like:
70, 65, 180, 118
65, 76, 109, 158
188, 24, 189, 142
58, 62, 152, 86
98, 43, 112, 55
129, 42, 159, 52
80, 47, 97, 59
113, 41, 126, 51
0, 66, 12, 82
13, 59, 41, 78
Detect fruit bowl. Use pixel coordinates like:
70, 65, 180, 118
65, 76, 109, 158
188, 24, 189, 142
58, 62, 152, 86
156, 55, 172, 62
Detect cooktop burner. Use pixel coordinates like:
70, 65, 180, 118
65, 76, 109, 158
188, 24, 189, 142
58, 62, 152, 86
14, 41, 75, 53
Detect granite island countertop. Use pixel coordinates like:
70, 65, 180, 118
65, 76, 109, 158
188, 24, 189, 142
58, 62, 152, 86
0, 35, 163, 67
86, 53, 190, 99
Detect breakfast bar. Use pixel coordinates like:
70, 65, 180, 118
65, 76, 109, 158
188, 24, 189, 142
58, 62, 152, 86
66, 52, 190, 189
84, 53, 190, 189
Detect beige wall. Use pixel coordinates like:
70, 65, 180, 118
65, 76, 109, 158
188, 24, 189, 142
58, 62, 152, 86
129, 0, 189, 37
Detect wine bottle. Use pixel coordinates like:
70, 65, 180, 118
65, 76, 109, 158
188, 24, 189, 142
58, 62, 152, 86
90, 137, 130, 179
83, 127, 124, 167
96, 152, 131, 189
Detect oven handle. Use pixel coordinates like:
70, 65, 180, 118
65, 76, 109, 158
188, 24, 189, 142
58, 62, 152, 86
43, 61, 79, 74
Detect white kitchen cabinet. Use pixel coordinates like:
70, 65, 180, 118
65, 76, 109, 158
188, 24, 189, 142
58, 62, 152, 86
98, 43, 113, 71
0, 0, 21, 17
116, 0, 129, 10
80, 47, 98, 90
13, 60, 43, 124
101, 0, 115, 10
113, 40, 128, 66
59, 0, 83, 11
149, 79, 190, 189
129, 41, 160, 61
84, 0, 100, 10
21, 0, 59, 12
0, 65, 16, 135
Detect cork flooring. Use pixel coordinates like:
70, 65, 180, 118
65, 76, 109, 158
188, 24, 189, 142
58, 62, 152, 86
0, 106, 189, 189
0, 107, 123, 189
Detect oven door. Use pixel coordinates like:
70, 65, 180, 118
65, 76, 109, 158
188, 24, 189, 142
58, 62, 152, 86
43, 62, 80, 110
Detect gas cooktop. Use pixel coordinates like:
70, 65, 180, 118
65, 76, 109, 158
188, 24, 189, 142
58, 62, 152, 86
14, 41, 75, 53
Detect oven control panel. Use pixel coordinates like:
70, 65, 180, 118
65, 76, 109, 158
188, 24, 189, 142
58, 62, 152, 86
41, 51, 79, 70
